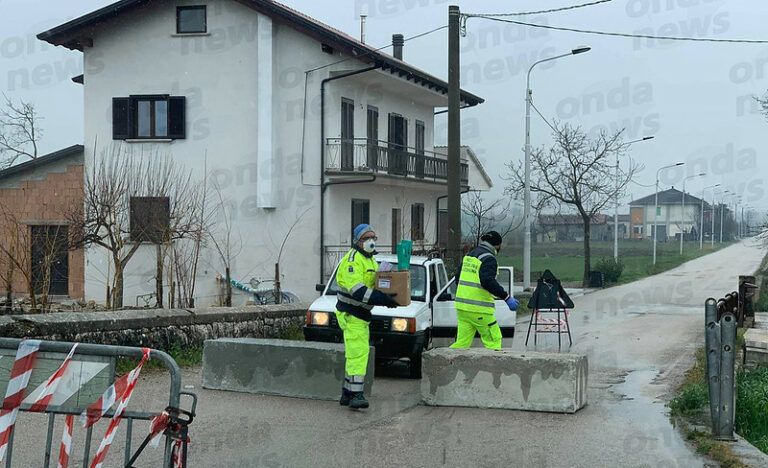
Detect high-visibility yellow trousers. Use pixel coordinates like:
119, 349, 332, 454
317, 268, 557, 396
335, 311, 370, 376
450, 309, 502, 350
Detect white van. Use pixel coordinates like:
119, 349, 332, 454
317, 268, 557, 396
303, 254, 515, 378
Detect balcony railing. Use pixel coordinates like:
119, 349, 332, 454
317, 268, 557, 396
326, 138, 468, 184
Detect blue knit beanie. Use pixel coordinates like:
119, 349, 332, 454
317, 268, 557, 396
353, 224, 374, 244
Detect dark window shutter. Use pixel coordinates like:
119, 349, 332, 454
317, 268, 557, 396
112, 97, 130, 140
168, 96, 186, 139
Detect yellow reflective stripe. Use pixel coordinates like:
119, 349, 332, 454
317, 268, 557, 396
458, 280, 484, 289
455, 297, 495, 308
338, 294, 373, 310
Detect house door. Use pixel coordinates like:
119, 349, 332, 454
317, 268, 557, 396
341, 98, 354, 170
391, 208, 401, 254
388, 114, 407, 175
31, 225, 69, 296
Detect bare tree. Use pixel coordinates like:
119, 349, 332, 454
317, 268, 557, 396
69, 145, 204, 309
0, 94, 41, 170
209, 182, 242, 307
0, 207, 70, 313
461, 191, 522, 246
270, 208, 312, 304
505, 123, 640, 286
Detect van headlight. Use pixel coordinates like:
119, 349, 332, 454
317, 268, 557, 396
391, 317, 415, 333
309, 311, 330, 326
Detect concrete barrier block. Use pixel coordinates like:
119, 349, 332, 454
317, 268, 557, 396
421, 348, 588, 413
202, 338, 374, 400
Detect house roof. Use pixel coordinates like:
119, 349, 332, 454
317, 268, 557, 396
37, 0, 484, 107
629, 187, 707, 206
434, 146, 493, 188
538, 214, 607, 226
0, 145, 84, 181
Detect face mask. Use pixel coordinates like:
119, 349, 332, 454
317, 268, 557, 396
363, 239, 376, 253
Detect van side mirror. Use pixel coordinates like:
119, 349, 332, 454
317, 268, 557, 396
315, 283, 326, 292
437, 291, 453, 302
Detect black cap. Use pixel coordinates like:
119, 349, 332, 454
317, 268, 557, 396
481, 231, 502, 246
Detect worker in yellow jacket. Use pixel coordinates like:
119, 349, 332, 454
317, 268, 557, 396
451, 231, 518, 349
335, 224, 398, 409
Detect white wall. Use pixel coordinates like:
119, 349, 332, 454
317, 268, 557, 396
639, 203, 701, 238
79, 0, 455, 306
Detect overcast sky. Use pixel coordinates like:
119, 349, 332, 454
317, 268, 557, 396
2, 0, 767, 216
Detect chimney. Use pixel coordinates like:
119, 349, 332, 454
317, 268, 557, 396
360, 15, 367, 43
392, 34, 404, 60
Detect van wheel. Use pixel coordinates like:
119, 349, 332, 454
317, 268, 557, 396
408, 350, 422, 379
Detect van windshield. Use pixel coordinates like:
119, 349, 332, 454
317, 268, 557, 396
326, 264, 427, 302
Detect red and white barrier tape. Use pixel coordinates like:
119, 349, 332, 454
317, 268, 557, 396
29, 343, 79, 413
0, 339, 40, 461
172, 439, 184, 468
89, 348, 150, 468
58, 414, 73, 468
81, 348, 144, 428
534, 311, 570, 332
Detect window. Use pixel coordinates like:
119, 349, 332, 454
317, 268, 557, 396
113, 96, 186, 140
367, 106, 378, 169
415, 120, 425, 178
341, 98, 354, 170
177, 6, 207, 34
30, 225, 69, 296
351, 199, 370, 241
391, 208, 401, 254
130, 197, 170, 243
388, 114, 408, 175
411, 203, 424, 241
415, 120, 425, 155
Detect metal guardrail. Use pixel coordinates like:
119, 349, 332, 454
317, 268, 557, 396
0, 338, 194, 467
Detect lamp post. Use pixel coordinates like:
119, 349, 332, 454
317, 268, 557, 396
680, 173, 705, 254
523, 46, 591, 291
700, 183, 720, 249
653, 162, 685, 265
614, 136, 654, 260
715, 189, 729, 244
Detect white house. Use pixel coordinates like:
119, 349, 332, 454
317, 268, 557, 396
629, 188, 709, 241
38, 0, 491, 306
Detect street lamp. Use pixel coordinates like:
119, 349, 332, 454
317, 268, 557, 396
700, 183, 720, 249
680, 172, 706, 254
523, 46, 591, 290
653, 162, 685, 265
614, 136, 654, 260
713, 188, 729, 245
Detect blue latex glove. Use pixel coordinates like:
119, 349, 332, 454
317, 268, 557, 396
505, 296, 519, 311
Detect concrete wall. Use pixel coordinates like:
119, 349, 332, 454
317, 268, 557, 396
0, 303, 308, 351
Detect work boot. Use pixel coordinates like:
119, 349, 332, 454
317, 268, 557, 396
339, 388, 352, 406
349, 392, 369, 409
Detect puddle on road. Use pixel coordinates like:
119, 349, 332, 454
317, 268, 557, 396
607, 369, 708, 467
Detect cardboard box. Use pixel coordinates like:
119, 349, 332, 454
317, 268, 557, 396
375, 270, 411, 306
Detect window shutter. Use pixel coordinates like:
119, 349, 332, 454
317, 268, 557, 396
168, 96, 186, 139
112, 97, 130, 140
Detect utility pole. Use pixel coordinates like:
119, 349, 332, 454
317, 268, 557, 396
447, 5, 461, 272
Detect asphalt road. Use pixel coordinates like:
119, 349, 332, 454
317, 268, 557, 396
10, 238, 767, 467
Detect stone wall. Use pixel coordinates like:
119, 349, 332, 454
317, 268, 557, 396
0, 304, 308, 350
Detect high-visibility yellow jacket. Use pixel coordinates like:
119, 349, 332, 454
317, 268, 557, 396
455, 241, 508, 314
335, 246, 379, 322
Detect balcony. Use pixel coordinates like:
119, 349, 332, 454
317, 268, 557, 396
326, 138, 468, 184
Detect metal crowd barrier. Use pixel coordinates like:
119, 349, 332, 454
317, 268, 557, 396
0, 338, 195, 467
705, 294, 738, 440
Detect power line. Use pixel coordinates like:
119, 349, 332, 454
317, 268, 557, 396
464, 0, 612, 18
304, 24, 448, 74
467, 16, 768, 44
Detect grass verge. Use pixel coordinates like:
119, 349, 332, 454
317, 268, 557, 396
116, 342, 203, 375
498, 240, 730, 284
684, 429, 748, 468
735, 366, 768, 454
